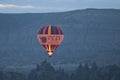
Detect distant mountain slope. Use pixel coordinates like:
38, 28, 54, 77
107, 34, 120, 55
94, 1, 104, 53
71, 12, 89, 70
0, 9, 120, 66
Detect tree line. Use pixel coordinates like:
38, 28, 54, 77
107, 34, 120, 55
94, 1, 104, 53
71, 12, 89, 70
0, 60, 120, 80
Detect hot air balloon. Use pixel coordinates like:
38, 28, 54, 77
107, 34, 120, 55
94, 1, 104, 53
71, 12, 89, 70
37, 25, 64, 57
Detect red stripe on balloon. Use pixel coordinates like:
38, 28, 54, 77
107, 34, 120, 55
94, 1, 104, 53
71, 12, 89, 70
53, 45, 58, 51
42, 26, 47, 34
45, 45, 48, 50
57, 27, 61, 34
52, 45, 55, 51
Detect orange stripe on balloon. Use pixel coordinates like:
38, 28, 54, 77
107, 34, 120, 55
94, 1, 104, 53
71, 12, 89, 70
48, 25, 52, 52
48, 25, 51, 35
48, 45, 51, 52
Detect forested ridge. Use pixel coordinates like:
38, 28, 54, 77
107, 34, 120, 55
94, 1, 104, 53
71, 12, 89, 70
0, 60, 120, 80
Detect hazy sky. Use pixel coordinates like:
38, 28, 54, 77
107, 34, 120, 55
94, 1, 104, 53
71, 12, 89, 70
0, 0, 120, 13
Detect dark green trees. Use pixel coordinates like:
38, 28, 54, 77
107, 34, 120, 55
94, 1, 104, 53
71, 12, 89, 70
28, 60, 68, 80
70, 62, 120, 80
0, 61, 120, 80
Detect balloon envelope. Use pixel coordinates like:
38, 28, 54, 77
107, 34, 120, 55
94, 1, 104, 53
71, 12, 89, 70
37, 25, 64, 57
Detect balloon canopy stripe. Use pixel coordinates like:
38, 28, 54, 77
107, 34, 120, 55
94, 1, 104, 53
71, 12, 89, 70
48, 25, 51, 35
38, 25, 63, 35
43, 26, 47, 34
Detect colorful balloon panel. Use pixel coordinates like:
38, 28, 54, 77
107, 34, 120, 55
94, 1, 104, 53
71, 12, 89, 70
37, 25, 64, 57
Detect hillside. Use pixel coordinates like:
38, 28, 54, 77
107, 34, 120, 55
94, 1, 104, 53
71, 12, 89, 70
0, 9, 120, 66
